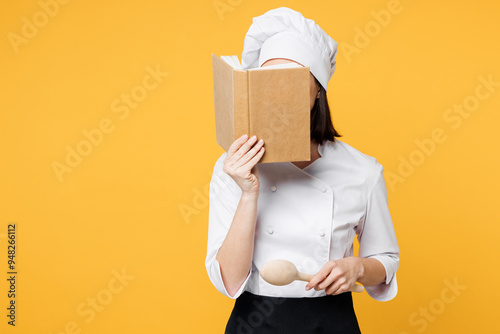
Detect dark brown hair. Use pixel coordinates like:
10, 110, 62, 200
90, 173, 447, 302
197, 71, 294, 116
310, 76, 341, 144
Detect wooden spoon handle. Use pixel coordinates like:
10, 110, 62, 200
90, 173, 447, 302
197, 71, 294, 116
297, 272, 313, 281
350, 284, 364, 293
297, 272, 364, 293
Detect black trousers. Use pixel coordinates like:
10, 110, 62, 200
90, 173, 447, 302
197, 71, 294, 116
225, 291, 362, 334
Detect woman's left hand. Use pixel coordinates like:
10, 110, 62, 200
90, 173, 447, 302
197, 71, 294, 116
305, 257, 363, 295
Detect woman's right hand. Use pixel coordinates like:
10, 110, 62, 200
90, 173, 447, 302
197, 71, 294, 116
223, 134, 265, 195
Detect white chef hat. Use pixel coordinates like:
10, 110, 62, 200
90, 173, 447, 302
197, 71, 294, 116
241, 7, 338, 91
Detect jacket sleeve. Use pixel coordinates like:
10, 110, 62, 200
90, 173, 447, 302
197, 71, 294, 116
205, 154, 252, 299
356, 163, 400, 301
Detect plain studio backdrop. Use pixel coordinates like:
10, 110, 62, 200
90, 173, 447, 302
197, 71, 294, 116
1, 0, 499, 333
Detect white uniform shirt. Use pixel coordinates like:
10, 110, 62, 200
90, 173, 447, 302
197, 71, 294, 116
205, 139, 400, 302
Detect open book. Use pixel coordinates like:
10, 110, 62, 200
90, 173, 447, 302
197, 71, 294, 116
212, 53, 311, 163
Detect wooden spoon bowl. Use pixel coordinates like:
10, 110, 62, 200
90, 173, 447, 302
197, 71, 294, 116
260, 259, 364, 293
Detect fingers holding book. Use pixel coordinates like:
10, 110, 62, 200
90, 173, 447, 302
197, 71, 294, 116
223, 134, 265, 194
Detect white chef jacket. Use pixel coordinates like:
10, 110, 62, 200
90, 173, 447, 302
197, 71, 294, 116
205, 139, 400, 302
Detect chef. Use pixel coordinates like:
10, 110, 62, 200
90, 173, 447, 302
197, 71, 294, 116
205, 7, 400, 333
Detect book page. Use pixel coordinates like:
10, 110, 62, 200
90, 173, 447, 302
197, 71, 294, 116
220, 55, 242, 69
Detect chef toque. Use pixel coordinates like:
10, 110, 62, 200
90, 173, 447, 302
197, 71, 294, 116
241, 7, 338, 91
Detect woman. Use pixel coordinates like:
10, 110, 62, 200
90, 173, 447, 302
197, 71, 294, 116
206, 7, 400, 333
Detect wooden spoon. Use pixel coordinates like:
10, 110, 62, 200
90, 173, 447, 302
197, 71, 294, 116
260, 259, 364, 293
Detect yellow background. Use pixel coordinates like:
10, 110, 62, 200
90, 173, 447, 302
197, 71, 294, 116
1, 0, 499, 333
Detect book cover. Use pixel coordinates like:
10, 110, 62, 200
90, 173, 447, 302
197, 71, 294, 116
212, 53, 311, 163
